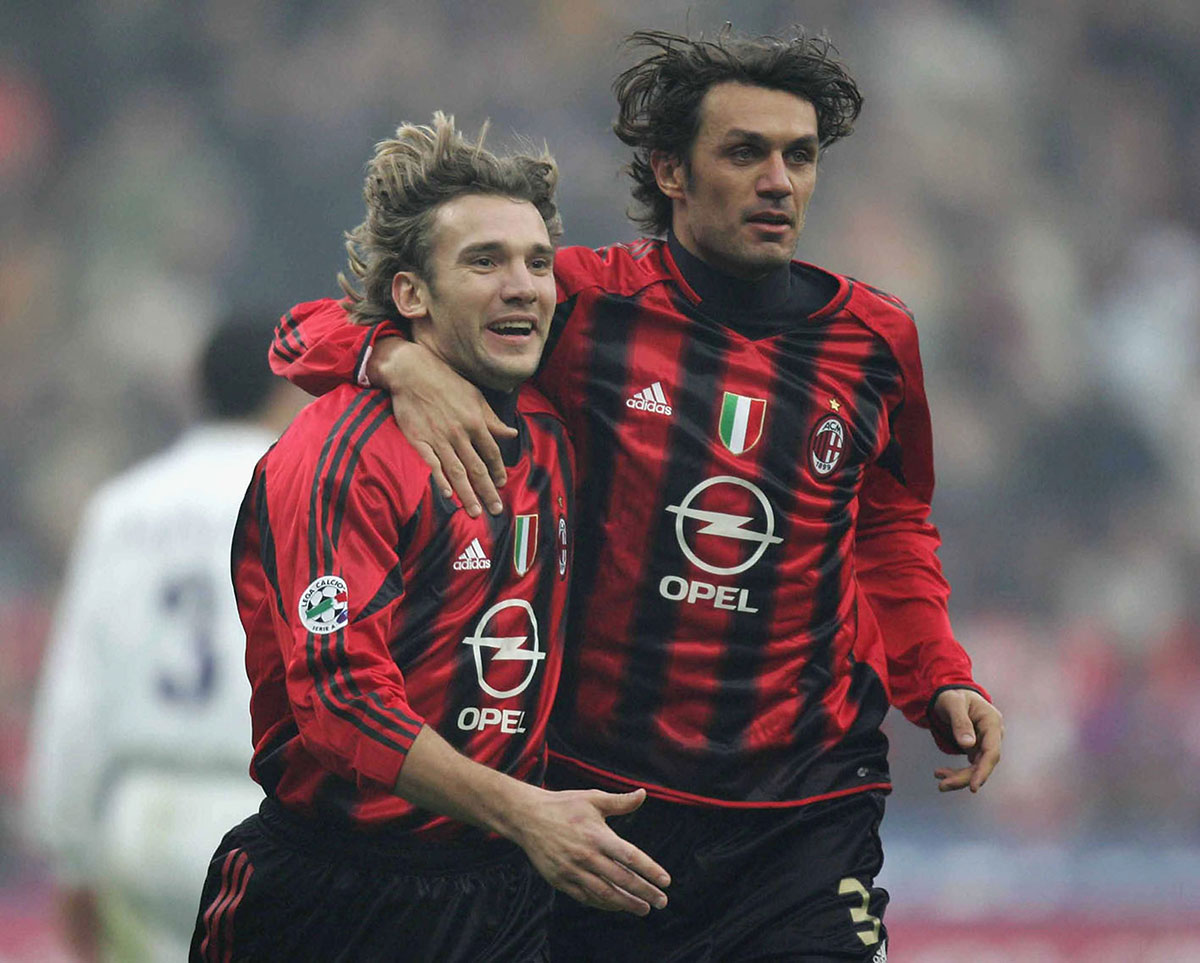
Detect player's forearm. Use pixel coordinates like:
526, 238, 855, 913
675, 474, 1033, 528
392, 724, 540, 840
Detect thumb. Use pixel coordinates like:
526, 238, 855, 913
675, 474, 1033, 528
950, 705, 977, 749
594, 788, 646, 817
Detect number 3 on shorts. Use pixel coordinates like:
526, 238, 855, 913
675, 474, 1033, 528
837, 877, 881, 947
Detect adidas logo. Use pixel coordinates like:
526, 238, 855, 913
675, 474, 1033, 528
453, 538, 492, 571
626, 381, 673, 415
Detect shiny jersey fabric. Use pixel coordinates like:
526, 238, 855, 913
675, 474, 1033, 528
233, 384, 573, 837
268, 240, 987, 809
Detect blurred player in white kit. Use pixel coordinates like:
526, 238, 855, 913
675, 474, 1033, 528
24, 316, 305, 962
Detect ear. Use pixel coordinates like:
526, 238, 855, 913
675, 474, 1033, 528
650, 150, 687, 201
392, 271, 430, 321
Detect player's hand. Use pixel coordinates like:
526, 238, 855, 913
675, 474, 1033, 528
931, 688, 1004, 793
367, 338, 517, 517
513, 787, 671, 916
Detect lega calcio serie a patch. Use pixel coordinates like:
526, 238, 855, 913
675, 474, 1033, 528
299, 575, 349, 634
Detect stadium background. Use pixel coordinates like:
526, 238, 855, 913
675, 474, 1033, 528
1, 1, 1197, 959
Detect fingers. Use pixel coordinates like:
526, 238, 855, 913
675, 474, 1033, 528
412, 443, 453, 502
968, 713, 1004, 792
448, 429, 504, 516
605, 839, 671, 896
464, 421, 508, 514
523, 788, 671, 918
562, 870, 654, 916
934, 714, 1003, 793
423, 429, 501, 518
385, 371, 509, 516
561, 843, 670, 916
933, 764, 973, 792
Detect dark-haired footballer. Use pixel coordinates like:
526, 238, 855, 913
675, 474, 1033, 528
190, 115, 668, 963
264, 29, 1003, 963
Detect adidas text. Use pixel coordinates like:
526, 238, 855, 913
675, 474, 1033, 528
453, 557, 492, 571
626, 397, 672, 415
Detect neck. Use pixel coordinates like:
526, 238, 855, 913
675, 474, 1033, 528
667, 231, 793, 312
479, 385, 519, 430
480, 385, 522, 467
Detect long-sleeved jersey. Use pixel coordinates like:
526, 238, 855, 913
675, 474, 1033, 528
270, 238, 987, 808
234, 383, 573, 837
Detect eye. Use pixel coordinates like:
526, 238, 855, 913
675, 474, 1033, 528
529, 256, 553, 272
471, 255, 496, 268
788, 149, 814, 165
730, 145, 757, 162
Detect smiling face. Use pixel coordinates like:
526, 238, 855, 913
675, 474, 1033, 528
392, 193, 557, 392
653, 82, 820, 279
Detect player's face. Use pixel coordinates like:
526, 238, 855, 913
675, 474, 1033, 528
396, 194, 556, 392
661, 83, 819, 279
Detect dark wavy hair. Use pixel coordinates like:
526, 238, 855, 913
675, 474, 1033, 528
613, 27, 864, 236
339, 113, 562, 326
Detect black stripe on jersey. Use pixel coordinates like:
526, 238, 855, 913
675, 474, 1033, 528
876, 436, 905, 487
312, 772, 361, 829
305, 392, 420, 752
253, 466, 288, 622
552, 291, 641, 738
331, 402, 391, 547
538, 295, 577, 377
272, 310, 304, 364
307, 392, 378, 579
856, 334, 902, 474
789, 328, 895, 763
316, 395, 391, 567
823, 283, 854, 318
625, 238, 657, 261
384, 488, 455, 669
611, 290, 733, 774
495, 413, 569, 777
852, 279, 914, 320
322, 401, 422, 740
358, 510, 419, 620
443, 504, 511, 753
707, 323, 830, 793
253, 720, 300, 797
820, 333, 897, 757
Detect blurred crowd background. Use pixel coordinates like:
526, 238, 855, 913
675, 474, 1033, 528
1, 0, 1197, 958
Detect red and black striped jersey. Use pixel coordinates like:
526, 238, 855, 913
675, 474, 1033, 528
270, 242, 988, 809
233, 382, 573, 838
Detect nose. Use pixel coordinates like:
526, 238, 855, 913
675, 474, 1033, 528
501, 262, 538, 303
757, 151, 793, 199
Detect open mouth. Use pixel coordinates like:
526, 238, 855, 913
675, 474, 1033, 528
487, 317, 536, 337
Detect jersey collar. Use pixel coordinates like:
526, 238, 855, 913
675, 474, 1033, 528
666, 231, 793, 314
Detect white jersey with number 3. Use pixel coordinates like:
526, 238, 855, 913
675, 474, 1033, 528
25, 424, 276, 961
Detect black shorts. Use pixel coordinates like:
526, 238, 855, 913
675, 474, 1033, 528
548, 785, 889, 963
189, 799, 551, 963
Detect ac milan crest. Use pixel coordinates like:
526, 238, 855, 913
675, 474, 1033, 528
556, 513, 568, 579
809, 415, 847, 477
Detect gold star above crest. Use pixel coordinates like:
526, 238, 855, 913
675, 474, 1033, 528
829, 398, 841, 411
